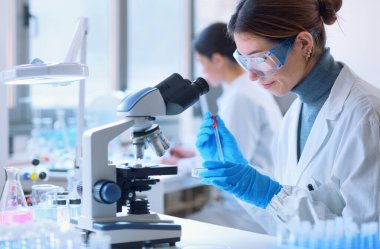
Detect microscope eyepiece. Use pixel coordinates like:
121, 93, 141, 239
193, 77, 209, 96
155, 73, 210, 115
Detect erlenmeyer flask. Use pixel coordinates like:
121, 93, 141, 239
0, 167, 33, 224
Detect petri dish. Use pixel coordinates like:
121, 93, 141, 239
191, 167, 206, 178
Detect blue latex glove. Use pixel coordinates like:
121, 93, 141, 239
199, 160, 282, 209
196, 112, 247, 164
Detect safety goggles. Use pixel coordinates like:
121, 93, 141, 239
233, 36, 296, 78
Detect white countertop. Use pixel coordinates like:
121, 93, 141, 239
159, 215, 276, 249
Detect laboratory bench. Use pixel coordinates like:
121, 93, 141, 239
7, 157, 276, 248
157, 214, 276, 249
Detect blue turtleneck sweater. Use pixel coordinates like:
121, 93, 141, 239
291, 48, 343, 160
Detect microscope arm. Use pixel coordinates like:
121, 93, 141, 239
80, 118, 135, 224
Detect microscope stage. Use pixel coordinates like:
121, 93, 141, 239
116, 164, 178, 177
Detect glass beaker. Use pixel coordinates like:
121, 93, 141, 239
0, 167, 33, 224
31, 184, 60, 222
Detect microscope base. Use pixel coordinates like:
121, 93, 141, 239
111, 237, 180, 249
86, 220, 181, 247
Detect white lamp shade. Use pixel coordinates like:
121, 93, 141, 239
0, 62, 88, 85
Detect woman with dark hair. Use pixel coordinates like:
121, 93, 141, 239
196, 0, 380, 233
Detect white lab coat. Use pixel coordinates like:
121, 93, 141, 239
217, 72, 282, 171
243, 65, 380, 234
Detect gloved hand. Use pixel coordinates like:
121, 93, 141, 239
196, 112, 247, 164
199, 160, 282, 209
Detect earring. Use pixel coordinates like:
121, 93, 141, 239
305, 48, 313, 62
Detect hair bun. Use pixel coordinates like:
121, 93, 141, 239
318, 0, 342, 25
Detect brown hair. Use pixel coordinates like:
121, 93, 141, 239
228, 0, 342, 55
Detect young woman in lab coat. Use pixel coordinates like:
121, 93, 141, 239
196, 0, 380, 234
193, 22, 282, 170
164, 22, 282, 232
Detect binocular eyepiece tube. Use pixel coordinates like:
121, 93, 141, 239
155, 73, 209, 115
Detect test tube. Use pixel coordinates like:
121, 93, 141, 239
212, 115, 224, 163
191, 114, 225, 178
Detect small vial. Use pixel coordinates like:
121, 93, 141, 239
69, 198, 81, 220
57, 199, 69, 226
212, 115, 225, 163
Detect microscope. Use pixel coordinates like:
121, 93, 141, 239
77, 73, 209, 248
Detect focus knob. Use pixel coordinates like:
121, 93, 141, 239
93, 180, 121, 204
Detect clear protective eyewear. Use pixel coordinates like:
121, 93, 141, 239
233, 36, 296, 78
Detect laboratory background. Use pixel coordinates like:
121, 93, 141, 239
0, 0, 380, 248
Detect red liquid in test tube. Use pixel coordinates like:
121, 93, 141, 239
212, 115, 225, 163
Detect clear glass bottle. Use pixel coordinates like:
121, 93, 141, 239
57, 199, 69, 226
68, 198, 81, 220
0, 167, 33, 224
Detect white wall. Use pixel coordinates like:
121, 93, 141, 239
326, 0, 380, 88
0, 0, 14, 193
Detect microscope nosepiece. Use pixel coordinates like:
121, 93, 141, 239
131, 124, 170, 160
145, 129, 170, 157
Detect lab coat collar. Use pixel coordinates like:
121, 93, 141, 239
323, 65, 353, 120
287, 65, 353, 184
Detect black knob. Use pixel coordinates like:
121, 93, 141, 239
32, 159, 40, 166
93, 180, 121, 204
76, 181, 83, 197
38, 172, 47, 180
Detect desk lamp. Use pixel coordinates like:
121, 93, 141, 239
0, 17, 89, 171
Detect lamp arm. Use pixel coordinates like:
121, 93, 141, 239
75, 35, 87, 169
64, 17, 88, 63
71, 17, 88, 169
